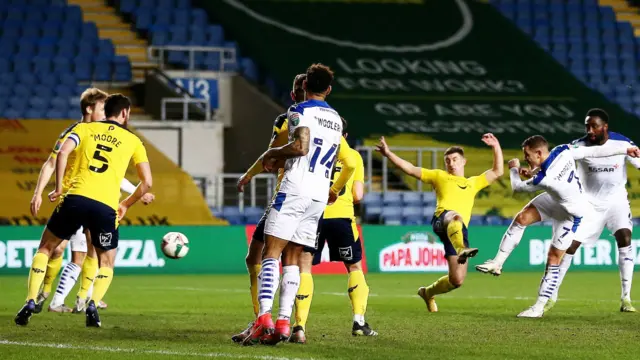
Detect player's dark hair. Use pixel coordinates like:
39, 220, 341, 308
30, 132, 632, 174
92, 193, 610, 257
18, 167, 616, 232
80, 88, 108, 116
521, 135, 549, 149
444, 146, 464, 157
305, 63, 334, 94
104, 94, 131, 118
293, 73, 306, 103
341, 116, 347, 135
586, 108, 609, 124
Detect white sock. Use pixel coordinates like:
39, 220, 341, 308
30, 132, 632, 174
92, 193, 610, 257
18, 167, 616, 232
258, 257, 279, 316
277, 265, 300, 321
618, 245, 634, 301
551, 254, 573, 302
50, 262, 81, 307
533, 264, 560, 309
494, 221, 526, 265
353, 314, 365, 326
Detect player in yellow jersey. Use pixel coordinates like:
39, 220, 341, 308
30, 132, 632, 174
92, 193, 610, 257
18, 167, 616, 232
231, 73, 307, 343
30, 89, 154, 314
290, 118, 377, 343
15, 94, 152, 327
376, 133, 504, 312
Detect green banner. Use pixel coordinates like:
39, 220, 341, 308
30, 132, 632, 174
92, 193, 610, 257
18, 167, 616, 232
361, 225, 640, 273
0, 226, 248, 275
207, 0, 640, 148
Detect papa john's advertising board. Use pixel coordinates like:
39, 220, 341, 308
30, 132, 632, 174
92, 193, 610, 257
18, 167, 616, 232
376, 229, 448, 273
244, 224, 368, 274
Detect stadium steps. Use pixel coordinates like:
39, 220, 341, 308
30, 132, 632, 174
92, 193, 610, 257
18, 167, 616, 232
604, 0, 640, 35
69, 0, 157, 83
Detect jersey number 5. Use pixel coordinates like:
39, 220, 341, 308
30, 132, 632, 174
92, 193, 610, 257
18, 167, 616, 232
329, 166, 347, 196
309, 137, 337, 178
90, 144, 112, 173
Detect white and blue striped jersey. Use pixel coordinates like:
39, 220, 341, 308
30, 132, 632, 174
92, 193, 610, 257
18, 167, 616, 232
278, 99, 343, 202
510, 143, 630, 218
571, 132, 640, 206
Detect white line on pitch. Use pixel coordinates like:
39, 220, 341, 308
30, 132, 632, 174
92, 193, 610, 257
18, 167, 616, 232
0, 340, 318, 360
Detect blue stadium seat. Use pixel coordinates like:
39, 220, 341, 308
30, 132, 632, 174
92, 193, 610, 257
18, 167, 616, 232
382, 192, 403, 206
364, 206, 382, 222
422, 192, 436, 205
402, 192, 422, 206
363, 192, 382, 206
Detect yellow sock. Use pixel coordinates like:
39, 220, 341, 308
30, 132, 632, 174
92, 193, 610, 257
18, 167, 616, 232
42, 255, 63, 294
348, 270, 369, 317
427, 275, 456, 296
27, 253, 49, 301
447, 220, 465, 254
248, 264, 261, 317
89, 267, 113, 304
77, 255, 98, 300
294, 272, 314, 329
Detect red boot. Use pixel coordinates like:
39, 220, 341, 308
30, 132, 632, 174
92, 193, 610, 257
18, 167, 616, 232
242, 314, 274, 346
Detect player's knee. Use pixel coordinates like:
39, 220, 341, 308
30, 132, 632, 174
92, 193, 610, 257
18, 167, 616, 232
71, 251, 86, 265
346, 261, 362, 273
449, 277, 464, 288
298, 252, 313, 273
566, 241, 581, 255
614, 229, 632, 247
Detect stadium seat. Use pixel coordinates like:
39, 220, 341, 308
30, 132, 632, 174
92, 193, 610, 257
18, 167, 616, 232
382, 192, 403, 206
402, 192, 422, 206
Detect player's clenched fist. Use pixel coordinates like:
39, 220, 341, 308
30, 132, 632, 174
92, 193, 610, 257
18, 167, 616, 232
508, 158, 520, 169
375, 136, 390, 157
627, 147, 640, 158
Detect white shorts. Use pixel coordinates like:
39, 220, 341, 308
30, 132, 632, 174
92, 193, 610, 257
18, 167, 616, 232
69, 226, 87, 253
264, 193, 325, 248
579, 200, 633, 240
529, 193, 600, 251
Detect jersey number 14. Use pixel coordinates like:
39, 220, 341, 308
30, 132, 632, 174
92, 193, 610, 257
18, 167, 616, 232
308, 137, 337, 178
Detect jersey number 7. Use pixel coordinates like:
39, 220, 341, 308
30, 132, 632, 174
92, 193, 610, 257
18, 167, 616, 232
90, 144, 112, 173
308, 137, 337, 178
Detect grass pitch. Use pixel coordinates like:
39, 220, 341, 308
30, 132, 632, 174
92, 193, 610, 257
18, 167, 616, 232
0, 272, 638, 360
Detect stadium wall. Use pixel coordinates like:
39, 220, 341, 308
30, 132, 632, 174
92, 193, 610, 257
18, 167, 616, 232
0, 226, 637, 275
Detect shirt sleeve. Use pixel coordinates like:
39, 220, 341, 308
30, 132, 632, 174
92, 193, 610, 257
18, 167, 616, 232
471, 171, 491, 191
626, 155, 640, 169
269, 115, 289, 149
353, 149, 364, 183
332, 138, 356, 193
286, 104, 309, 135
132, 140, 149, 165
120, 178, 137, 194
420, 169, 439, 185
510, 168, 543, 193
568, 143, 628, 160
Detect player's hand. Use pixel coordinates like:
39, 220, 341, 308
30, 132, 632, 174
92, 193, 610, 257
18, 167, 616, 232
262, 150, 278, 172
117, 203, 128, 221
627, 147, 640, 158
481, 133, 500, 148
375, 136, 390, 157
30, 194, 42, 217
519, 167, 533, 178
141, 192, 155, 205
237, 173, 251, 193
328, 189, 338, 205
508, 158, 520, 169
48, 189, 63, 202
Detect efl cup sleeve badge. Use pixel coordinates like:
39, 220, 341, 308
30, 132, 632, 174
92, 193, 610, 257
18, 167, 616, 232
53, 140, 62, 152
289, 112, 300, 126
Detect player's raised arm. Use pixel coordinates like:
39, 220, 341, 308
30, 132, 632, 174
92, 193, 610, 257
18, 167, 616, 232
481, 133, 504, 183
508, 158, 541, 193
31, 155, 55, 216
49, 135, 79, 202
568, 142, 640, 160
352, 150, 365, 203
375, 136, 422, 180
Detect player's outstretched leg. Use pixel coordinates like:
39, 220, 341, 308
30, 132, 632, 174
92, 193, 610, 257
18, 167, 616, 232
446, 218, 477, 264
290, 251, 314, 344
347, 265, 377, 337
477, 205, 540, 276
418, 257, 465, 312
34, 243, 65, 314
614, 229, 636, 312
518, 246, 565, 318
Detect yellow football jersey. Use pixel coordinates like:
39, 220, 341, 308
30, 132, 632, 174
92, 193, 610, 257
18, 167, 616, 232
421, 169, 490, 226
324, 148, 364, 220
65, 120, 148, 210
270, 113, 289, 192
50, 122, 81, 192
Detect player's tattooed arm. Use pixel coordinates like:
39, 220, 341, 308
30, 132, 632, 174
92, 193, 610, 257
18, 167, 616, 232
266, 127, 310, 159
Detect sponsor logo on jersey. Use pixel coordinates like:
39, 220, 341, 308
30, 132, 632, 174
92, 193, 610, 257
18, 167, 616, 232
588, 166, 618, 173
379, 232, 447, 272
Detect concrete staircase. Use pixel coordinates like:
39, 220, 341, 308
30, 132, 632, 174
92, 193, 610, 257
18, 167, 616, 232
68, 0, 158, 83
601, 0, 640, 35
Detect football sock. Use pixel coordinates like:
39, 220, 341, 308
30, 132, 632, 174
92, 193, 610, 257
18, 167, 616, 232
495, 221, 526, 265
248, 264, 262, 317
618, 245, 634, 301
27, 253, 49, 301
348, 270, 369, 326
42, 255, 63, 294
257, 258, 279, 317
294, 272, 314, 330
277, 265, 300, 321
533, 264, 560, 309
50, 262, 81, 307
446, 220, 465, 254
551, 254, 573, 302
89, 267, 113, 304
427, 275, 456, 296
77, 255, 98, 300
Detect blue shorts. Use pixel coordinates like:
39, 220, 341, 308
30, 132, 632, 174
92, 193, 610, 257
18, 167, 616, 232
303, 217, 362, 265
47, 195, 119, 251
251, 212, 268, 242
431, 210, 469, 257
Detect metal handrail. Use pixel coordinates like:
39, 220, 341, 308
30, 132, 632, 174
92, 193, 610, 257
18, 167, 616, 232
147, 45, 237, 72
161, 97, 211, 121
